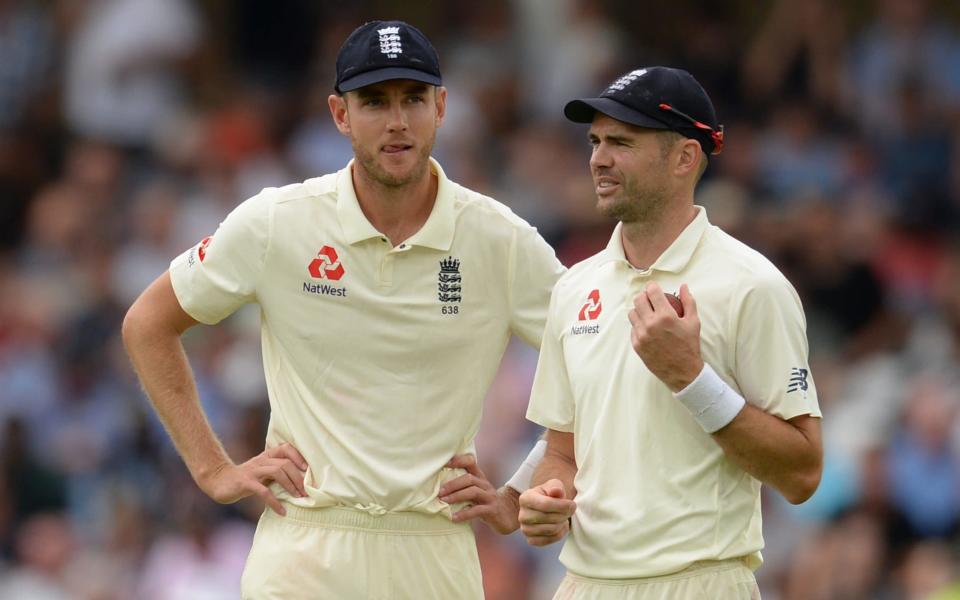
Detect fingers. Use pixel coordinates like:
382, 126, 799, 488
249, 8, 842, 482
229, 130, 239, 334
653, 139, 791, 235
521, 522, 567, 537
276, 459, 308, 497
679, 283, 697, 317
644, 281, 672, 314
270, 443, 309, 471
440, 482, 496, 507
542, 479, 566, 499
521, 519, 569, 547
633, 289, 652, 317
634, 282, 689, 320
439, 455, 491, 498
445, 453, 477, 470
252, 460, 303, 498
519, 483, 576, 519
252, 481, 286, 516
519, 503, 575, 525
444, 454, 485, 480
450, 504, 492, 523
438, 470, 495, 506
524, 529, 569, 546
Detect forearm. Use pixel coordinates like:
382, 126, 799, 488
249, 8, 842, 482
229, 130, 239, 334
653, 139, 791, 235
122, 310, 230, 485
531, 441, 577, 499
712, 406, 821, 504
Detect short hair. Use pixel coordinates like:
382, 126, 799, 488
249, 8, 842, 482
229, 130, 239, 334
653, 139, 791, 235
656, 130, 708, 183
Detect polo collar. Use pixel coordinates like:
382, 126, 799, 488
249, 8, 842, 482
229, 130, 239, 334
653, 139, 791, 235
336, 157, 455, 250
602, 206, 710, 273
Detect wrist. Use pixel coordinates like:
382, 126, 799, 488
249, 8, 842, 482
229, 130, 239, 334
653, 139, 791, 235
499, 485, 521, 507
504, 439, 547, 493
666, 358, 705, 393
673, 362, 745, 433
195, 459, 231, 488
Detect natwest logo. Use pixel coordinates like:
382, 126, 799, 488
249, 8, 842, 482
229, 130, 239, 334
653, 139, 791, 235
198, 236, 212, 262
308, 245, 345, 280
578, 289, 602, 321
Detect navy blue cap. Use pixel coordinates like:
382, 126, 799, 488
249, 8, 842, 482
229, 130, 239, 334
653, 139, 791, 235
565, 67, 724, 155
335, 21, 442, 94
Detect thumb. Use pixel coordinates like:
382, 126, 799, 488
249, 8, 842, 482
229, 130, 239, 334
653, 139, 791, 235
542, 479, 566, 499
679, 284, 697, 318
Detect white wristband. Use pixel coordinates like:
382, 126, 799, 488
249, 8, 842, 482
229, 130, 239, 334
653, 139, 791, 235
504, 439, 547, 492
673, 363, 746, 433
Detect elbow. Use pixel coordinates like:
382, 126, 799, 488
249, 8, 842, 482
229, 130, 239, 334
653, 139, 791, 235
782, 463, 823, 505
121, 301, 152, 353
121, 304, 140, 350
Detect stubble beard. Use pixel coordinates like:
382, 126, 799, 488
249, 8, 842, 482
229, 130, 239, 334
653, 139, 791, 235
597, 176, 670, 224
352, 132, 435, 189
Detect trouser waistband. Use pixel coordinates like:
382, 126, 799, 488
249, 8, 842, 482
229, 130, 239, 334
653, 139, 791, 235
277, 505, 467, 535
567, 557, 751, 585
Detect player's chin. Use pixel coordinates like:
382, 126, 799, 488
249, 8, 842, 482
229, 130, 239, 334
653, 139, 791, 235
596, 196, 626, 219
378, 155, 423, 182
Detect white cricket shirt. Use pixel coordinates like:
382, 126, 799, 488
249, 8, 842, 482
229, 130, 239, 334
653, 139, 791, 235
170, 158, 564, 516
526, 206, 821, 578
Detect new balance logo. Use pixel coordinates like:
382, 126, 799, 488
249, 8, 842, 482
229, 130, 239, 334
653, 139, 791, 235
787, 368, 809, 393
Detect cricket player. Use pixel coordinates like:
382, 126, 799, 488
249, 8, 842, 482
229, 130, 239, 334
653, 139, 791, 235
122, 20, 563, 599
517, 67, 823, 599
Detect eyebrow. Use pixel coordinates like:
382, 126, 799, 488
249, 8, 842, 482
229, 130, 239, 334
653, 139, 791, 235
588, 132, 634, 145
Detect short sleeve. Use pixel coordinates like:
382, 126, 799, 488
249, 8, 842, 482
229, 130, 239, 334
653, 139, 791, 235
526, 286, 576, 432
508, 224, 565, 348
168, 192, 271, 324
733, 273, 821, 420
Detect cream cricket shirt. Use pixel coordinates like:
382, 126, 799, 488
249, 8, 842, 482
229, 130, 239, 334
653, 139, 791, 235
170, 158, 564, 516
526, 207, 821, 579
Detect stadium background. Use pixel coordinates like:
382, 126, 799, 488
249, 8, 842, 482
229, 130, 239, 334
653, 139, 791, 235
2, 0, 960, 598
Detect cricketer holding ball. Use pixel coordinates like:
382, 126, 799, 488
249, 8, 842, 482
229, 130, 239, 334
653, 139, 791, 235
519, 67, 823, 599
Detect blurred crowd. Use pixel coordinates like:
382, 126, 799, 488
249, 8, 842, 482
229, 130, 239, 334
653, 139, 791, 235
1, 0, 960, 598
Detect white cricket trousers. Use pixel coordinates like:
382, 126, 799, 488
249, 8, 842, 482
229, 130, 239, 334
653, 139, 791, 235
240, 505, 483, 599
554, 558, 760, 600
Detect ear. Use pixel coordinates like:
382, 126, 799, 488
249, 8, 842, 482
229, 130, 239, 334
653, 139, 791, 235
434, 86, 447, 128
675, 138, 701, 178
328, 94, 351, 136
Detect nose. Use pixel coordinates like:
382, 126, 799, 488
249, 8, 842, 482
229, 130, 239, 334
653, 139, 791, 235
386, 103, 408, 132
590, 142, 613, 170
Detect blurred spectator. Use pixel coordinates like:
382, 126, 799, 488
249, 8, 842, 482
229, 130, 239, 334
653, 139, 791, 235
877, 78, 956, 230
895, 541, 957, 600
847, 0, 960, 135
135, 489, 253, 600
64, 0, 200, 147
742, 0, 846, 112
516, 0, 623, 119
752, 103, 850, 202
0, 0, 54, 132
0, 513, 74, 600
886, 373, 960, 539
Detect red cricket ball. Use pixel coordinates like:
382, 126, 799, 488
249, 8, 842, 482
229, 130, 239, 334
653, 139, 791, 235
666, 292, 684, 317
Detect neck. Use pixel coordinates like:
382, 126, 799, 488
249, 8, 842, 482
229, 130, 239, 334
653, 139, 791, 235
352, 161, 437, 247
621, 200, 697, 270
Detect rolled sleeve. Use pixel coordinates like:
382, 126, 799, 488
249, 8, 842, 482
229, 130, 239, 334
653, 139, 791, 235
169, 193, 271, 324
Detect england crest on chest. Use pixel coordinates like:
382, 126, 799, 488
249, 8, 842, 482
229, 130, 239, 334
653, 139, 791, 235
438, 256, 462, 303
